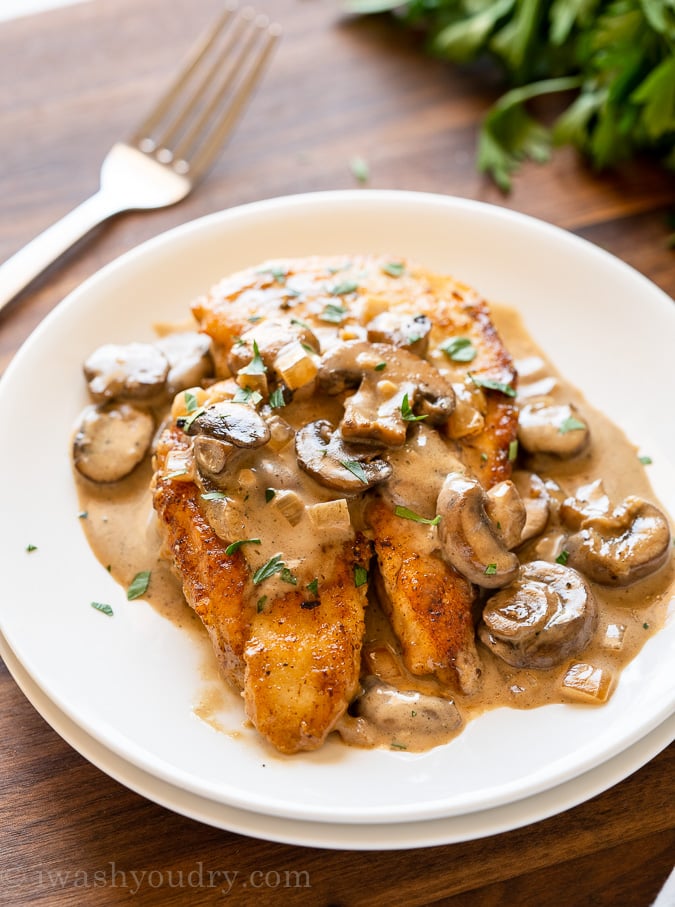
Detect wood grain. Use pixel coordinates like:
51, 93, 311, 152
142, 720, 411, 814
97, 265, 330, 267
0, 0, 673, 904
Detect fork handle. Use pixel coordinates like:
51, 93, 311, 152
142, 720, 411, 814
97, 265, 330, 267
0, 189, 124, 315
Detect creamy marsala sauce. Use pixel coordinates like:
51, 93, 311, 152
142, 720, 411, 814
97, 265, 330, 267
74, 303, 675, 753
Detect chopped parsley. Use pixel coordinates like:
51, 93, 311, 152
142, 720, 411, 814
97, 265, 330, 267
269, 387, 286, 409
25, 543, 38, 553
239, 340, 267, 376
90, 601, 113, 617
349, 155, 370, 183
183, 390, 199, 413
441, 337, 477, 363
382, 261, 405, 278
469, 373, 517, 398
401, 392, 428, 422
280, 567, 298, 585
390, 741, 407, 750
556, 550, 570, 566
558, 416, 586, 434
256, 595, 267, 613
374, 361, 387, 371
508, 439, 519, 462
225, 538, 261, 555
127, 570, 151, 600
201, 491, 227, 501
253, 554, 285, 585
319, 302, 348, 323
329, 280, 359, 296
306, 578, 319, 596
78, 510, 88, 519
484, 563, 498, 576
233, 387, 263, 406
340, 459, 369, 484
257, 265, 287, 284
177, 405, 206, 432
354, 565, 369, 588
394, 505, 441, 526
639, 455, 653, 465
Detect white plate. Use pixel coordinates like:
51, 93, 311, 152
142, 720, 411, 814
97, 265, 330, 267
2, 627, 673, 850
0, 190, 674, 827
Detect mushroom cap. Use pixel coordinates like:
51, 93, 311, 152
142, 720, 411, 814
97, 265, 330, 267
83, 342, 169, 403
511, 470, 551, 543
518, 398, 590, 458
565, 496, 672, 586
479, 560, 597, 668
156, 331, 213, 395
295, 419, 392, 493
73, 403, 154, 483
437, 471, 520, 588
186, 401, 271, 448
366, 312, 432, 357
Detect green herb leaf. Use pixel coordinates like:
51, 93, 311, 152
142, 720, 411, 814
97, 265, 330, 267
374, 361, 387, 371
339, 459, 370, 484
349, 155, 370, 182
401, 392, 428, 422
25, 543, 38, 553
485, 563, 498, 576
177, 405, 206, 433
442, 337, 477, 363
225, 538, 261, 555
556, 549, 570, 566
390, 741, 407, 750
258, 265, 287, 283
508, 439, 519, 461
256, 595, 267, 613
469, 373, 517, 397
253, 554, 285, 585
395, 505, 441, 526
90, 601, 113, 617
239, 340, 267, 376
280, 567, 298, 585
320, 302, 348, 324
269, 387, 286, 409
354, 565, 369, 587
183, 390, 199, 413
201, 491, 227, 501
558, 416, 586, 434
639, 454, 653, 465
232, 387, 263, 406
127, 570, 151, 600
382, 261, 405, 277
306, 578, 319, 596
329, 281, 359, 296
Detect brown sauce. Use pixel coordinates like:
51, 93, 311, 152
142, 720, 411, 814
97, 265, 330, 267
74, 303, 675, 752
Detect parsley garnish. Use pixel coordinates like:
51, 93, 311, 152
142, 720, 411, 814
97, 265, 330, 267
382, 261, 405, 277
442, 337, 477, 363
256, 595, 267, 613
183, 390, 199, 413
374, 361, 387, 371
239, 340, 267, 376
225, 538, 261, 555
390, 741, 407, 750
556, 550, 570, 566
90, 601, 113, 617
329, 280, 359, 296
177, 405, 206, 432
320, 302, 348, 323
25, 543, 38, 553
639, 455, 653, 465
401, 392, 427, 422
233, 387, 263, 406
558, 416, 586, 434
349, 155, 370, 183
485, 563, 498, 576
469, 373, 517, 397
306, 578, 319, 596
354, 565, 368, 588
508, 439, 518, 461
340, 460, 370, 484
201, 491, 227, 501
280, 567, 297, 585
394, 506, 441, 526
253, 554, 285, 585
258, 265, 287, 284
269, 387, 286, 409
78, 511, 88, 519
127, 570, 151, 600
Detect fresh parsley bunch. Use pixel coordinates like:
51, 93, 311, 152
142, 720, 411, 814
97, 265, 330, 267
346, 0, 675, 190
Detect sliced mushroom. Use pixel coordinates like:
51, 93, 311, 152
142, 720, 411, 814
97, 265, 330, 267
155, 331, 213, 395
479, 560, 597, 668
349, 677, 462, 743
517, 397, 590, 458
559, 479, 610, 530
73, 403, 154, 483
484, 480, 527, 550
184, 401, 271, 447
295, 419, 392, 493
193, 436, 236, 479
511, 470, 551, 543
317, 341, 455, 447
437, 471, 520, 588
83, 342, 169, 403
564, 496, 671, 586
366, 312, 432, 357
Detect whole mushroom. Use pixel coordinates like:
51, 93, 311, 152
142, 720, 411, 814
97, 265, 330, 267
563, 495, 671, 586
185, 401, 271, 483
295, 420, 392, 493
436, 471, 523, 588
479, 560, 597, 668
317, 341, 455, 447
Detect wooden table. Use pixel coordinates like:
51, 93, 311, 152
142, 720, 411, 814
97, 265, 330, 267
1, 1, 673, 903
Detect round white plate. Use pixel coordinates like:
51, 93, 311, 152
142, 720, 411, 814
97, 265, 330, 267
0, 190, 673, 826
2, 627, 672, 850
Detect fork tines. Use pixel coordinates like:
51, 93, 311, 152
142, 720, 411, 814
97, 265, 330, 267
130, 4, 281, 182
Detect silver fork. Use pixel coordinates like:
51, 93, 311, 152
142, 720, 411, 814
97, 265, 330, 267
0, 4, 280, 314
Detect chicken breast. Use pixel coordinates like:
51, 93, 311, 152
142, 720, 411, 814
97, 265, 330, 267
152, 255, 517, 751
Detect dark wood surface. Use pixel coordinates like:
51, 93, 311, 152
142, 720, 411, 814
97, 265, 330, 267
1, 0, 673, 903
